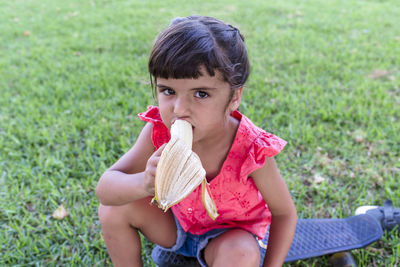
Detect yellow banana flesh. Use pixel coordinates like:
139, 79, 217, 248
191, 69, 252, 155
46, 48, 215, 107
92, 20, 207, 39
201, 179, 219, 221
153, 120, 219, 220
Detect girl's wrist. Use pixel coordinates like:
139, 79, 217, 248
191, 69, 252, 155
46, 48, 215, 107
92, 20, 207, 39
126, 171, 156, 201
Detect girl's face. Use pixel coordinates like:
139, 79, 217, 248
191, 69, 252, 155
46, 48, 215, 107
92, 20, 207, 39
156, 68, 242, 145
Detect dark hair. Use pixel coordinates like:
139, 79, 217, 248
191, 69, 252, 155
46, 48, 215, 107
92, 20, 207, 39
148, 16, 250, 98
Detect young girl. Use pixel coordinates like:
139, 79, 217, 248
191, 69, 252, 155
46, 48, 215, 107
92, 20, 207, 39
96, 16, 297, 267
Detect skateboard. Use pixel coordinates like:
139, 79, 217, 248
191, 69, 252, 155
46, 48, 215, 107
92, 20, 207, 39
151, 200, 399, 266
259, 214, 382, 263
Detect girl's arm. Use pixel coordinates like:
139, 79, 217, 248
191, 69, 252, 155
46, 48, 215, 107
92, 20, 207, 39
251, 157, 297, 267
96, 123, 164, 206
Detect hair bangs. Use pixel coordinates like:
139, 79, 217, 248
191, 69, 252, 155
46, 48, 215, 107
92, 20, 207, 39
149, 23, 220, 82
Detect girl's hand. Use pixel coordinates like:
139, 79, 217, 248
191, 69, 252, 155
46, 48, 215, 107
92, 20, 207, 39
143, 143, 167, 196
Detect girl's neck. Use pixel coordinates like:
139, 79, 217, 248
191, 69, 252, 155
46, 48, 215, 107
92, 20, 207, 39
193, 115, 238, 151
192, 114, 239, 180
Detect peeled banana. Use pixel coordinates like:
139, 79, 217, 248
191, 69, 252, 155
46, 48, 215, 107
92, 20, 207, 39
152, 120, 219, 220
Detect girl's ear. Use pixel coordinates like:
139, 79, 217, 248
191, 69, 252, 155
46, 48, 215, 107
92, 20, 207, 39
229, 87, 244, 112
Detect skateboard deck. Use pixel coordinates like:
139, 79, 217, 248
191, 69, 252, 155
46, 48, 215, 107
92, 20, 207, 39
261, 214, 383, 263
152, 214, 383, 266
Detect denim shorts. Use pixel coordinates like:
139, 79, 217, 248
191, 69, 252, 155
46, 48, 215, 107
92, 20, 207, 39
158, 216, 268, 267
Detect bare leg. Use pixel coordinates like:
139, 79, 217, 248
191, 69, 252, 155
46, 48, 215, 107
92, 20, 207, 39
204, 229, 260, 267
98, 197, 177, 267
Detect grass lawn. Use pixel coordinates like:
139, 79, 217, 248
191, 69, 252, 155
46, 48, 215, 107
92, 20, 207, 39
1, 0, 399, 266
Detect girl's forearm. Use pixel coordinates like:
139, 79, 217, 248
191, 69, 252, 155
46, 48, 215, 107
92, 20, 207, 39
96, 170, 151, 206
262, 211, 297, 267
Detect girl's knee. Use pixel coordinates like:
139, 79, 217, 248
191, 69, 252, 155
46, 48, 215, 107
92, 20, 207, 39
98, 204, 118, 226
222, 240, 259, 265
97, 200, 176, 248
98, 198, 165, 229
205, 229, 260, 266
98, 203, 132, 228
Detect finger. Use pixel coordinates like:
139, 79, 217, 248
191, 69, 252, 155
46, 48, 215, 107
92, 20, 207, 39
154, 143, 167, 156
149, 188, 155, 196
148, 166, 157, 177
147, 155, 158, 166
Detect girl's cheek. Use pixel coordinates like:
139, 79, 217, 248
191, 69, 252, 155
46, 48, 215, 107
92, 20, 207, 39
159, 114, 171, 129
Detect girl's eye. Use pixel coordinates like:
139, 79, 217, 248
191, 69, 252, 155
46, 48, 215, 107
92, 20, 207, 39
195, 91, 209, 99
162, 88, 175, 96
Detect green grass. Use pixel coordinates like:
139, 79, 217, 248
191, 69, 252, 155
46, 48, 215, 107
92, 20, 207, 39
1, 0, 399, 266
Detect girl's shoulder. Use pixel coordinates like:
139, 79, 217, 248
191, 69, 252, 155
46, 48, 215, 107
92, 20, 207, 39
232, 110, 287, 155
230, 110, 287, 181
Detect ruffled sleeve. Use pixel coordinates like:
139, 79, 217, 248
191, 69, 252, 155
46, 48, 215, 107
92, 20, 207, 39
239, 125, 287, 183
138, 106, 170, 149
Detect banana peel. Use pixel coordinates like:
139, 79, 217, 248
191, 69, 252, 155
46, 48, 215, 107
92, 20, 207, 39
152, 120, 219, 220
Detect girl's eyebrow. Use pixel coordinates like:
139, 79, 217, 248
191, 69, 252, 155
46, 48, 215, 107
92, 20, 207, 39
156, 84, 170, 89
156, 84, 173, 92
157, 83, 217, 91
190, 87, 217, 91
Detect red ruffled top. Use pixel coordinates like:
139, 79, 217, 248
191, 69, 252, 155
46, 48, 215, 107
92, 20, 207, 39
138, 106, 287, 239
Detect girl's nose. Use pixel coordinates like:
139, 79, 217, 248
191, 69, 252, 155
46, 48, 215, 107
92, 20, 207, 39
173, 96, 190, 117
